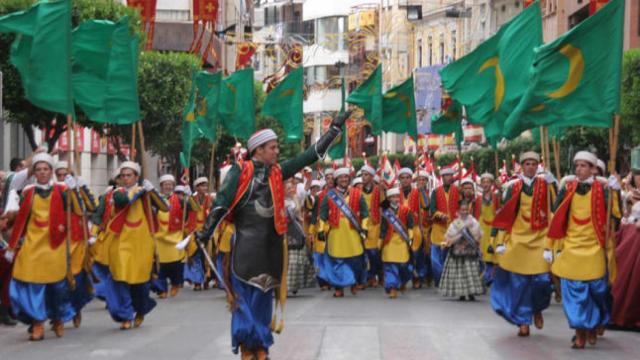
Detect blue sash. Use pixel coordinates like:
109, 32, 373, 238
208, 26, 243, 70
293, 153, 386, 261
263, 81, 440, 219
382, 208, 411, 245
419, 188, 430, 209
327, 189, 363, 235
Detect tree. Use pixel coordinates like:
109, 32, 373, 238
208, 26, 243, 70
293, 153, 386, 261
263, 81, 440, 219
0, 0, 140, 151
134, 51, 200, 173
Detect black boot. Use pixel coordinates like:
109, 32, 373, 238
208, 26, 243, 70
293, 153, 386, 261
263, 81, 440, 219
0, 306, 17, 326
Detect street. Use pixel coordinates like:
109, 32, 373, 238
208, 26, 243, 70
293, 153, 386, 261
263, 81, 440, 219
1, 285, 639, 360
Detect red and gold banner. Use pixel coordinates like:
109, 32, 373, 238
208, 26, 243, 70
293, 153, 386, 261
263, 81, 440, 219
235, 42, 257, 69
127, 0, 157, 50
191, 0, 219, 65
589, 0, 609, 15
90, 130, 101, 154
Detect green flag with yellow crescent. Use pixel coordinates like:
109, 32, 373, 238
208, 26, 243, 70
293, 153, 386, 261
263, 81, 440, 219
0, 0, 73, 115
346, 65, 382, 135
219, 68, 255, 139
381, 76, 418, 139
261, 67, 304, 143
503, 0, 624, 139
439, 2, 542, 141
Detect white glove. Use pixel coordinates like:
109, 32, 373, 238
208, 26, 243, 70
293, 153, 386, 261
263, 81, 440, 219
3, 250, 14, 263
176, 235, 191, 250
183, 186, 192, 196
88, 236, 97, 245
64, 175, 77, 190
143, 179, 154, 192
608, 175, 621, 191
543, 171, 557, 184
77, 177, 88, 188
4, 189, 20, 213
495, 245, 506, 254
543, 249, 553, 264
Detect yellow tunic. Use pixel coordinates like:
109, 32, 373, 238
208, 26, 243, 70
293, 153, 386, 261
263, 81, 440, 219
217, 221, 234, 253
382, 231, 412, 263
363, 191, 381, 250
109, 192, 155, 284
430, 189, 452, 246
155, 209, 185, 263
325, 216, 364, 258
400, 192, 423, 251
551, 190, 605, 281
91, 225, 115, 266
70, 240, 86, 275
479, 202, 496, 263
13, 193, 67, 284
498, 193, 550, 275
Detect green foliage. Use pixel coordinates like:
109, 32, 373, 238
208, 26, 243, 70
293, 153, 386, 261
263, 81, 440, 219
133, 51, 200, 172
0, 0, 140, 150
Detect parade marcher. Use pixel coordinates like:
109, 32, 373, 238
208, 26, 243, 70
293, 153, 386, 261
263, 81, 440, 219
0, 172, 17, 326
414, 170, 433, 287
547, 151, 620, 348
285, 180, 315, 295
3, 153, 81, 340
89, 170, 121, 303
380, 187, 414, 298
183, 177, 213, 290
478, 173, 500, 286
360, 165, 384, 288
439, 199, 484, 301
318, 167, 369, 297
53, 161, 97, 328
397, 167, 428, 289
429, 167, 460, 286
195, 113, 348, 359
154, 177, 198, 299
490, 151, 556, 337
107, 162, 168, 330
309, 171, 334, 291
611, 200, 640, 330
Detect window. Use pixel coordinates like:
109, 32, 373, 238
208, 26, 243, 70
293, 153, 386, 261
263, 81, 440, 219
439, 33, 445, 64
502, 5, 506, 12
417, 38, 423, 67
480, 3, 486, 17
316, 16, 347, 51
427, 35, 433, 66
451, 30, 457, 61
515, 1, 520, 8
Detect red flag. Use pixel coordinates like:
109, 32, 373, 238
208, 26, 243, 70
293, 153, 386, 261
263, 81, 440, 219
523, 0, 536, 8
499, 160, 509, 184
379, 154, 396, 188
236, 42, 257, 69
589, 0, 609, 15
127, 0, 157, 50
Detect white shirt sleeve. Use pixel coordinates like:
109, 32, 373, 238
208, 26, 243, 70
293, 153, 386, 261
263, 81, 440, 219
9, 169, 30, 192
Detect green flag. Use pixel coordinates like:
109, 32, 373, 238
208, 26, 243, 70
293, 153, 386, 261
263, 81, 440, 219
194, 71, 221, 142
439, 2, 542, 139
219, 68, 255, 139
261, 67, 303, 143
431, 99, 463, 147
503, 0, 624, 139
0, 0, 73, 115
381, 76, 418, 139
328, 78, 347, 160
72, 17, 140, 124
346, 65, 382, 135
180, 71, 221, 167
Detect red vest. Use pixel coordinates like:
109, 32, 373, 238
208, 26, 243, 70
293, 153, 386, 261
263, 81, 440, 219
9, 184, 67, 249
328, 187, 362, 229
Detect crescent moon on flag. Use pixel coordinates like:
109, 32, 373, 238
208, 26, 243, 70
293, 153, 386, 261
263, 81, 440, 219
478, 57, 505, 111
546, 44, 584, 98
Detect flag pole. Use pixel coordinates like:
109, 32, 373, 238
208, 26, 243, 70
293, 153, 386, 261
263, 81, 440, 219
208, 143, 216, 192
494, 150, 499, 178
137, 121, 161, 275
604, 114, 620, 257
552, 137, 561, 179
65, 114, 76, 290
131, 123, 137, 161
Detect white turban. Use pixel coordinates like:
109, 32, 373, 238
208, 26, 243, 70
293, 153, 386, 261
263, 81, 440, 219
54, 161, 68, 171
334, 167, 351, 178
398, 167, 413, 177
159, 174, 176, 185
119, 161, 141, 175
194, 177, 208, 187
247, 129, 278, 153
32, 153, 54, 169
360, 165, 376, 176
519, 151, 540, 163
386, 187, 400, 197
573, 151, 597, 166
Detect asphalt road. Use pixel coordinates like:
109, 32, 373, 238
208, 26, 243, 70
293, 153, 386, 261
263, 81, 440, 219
1, 285, 639, 360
